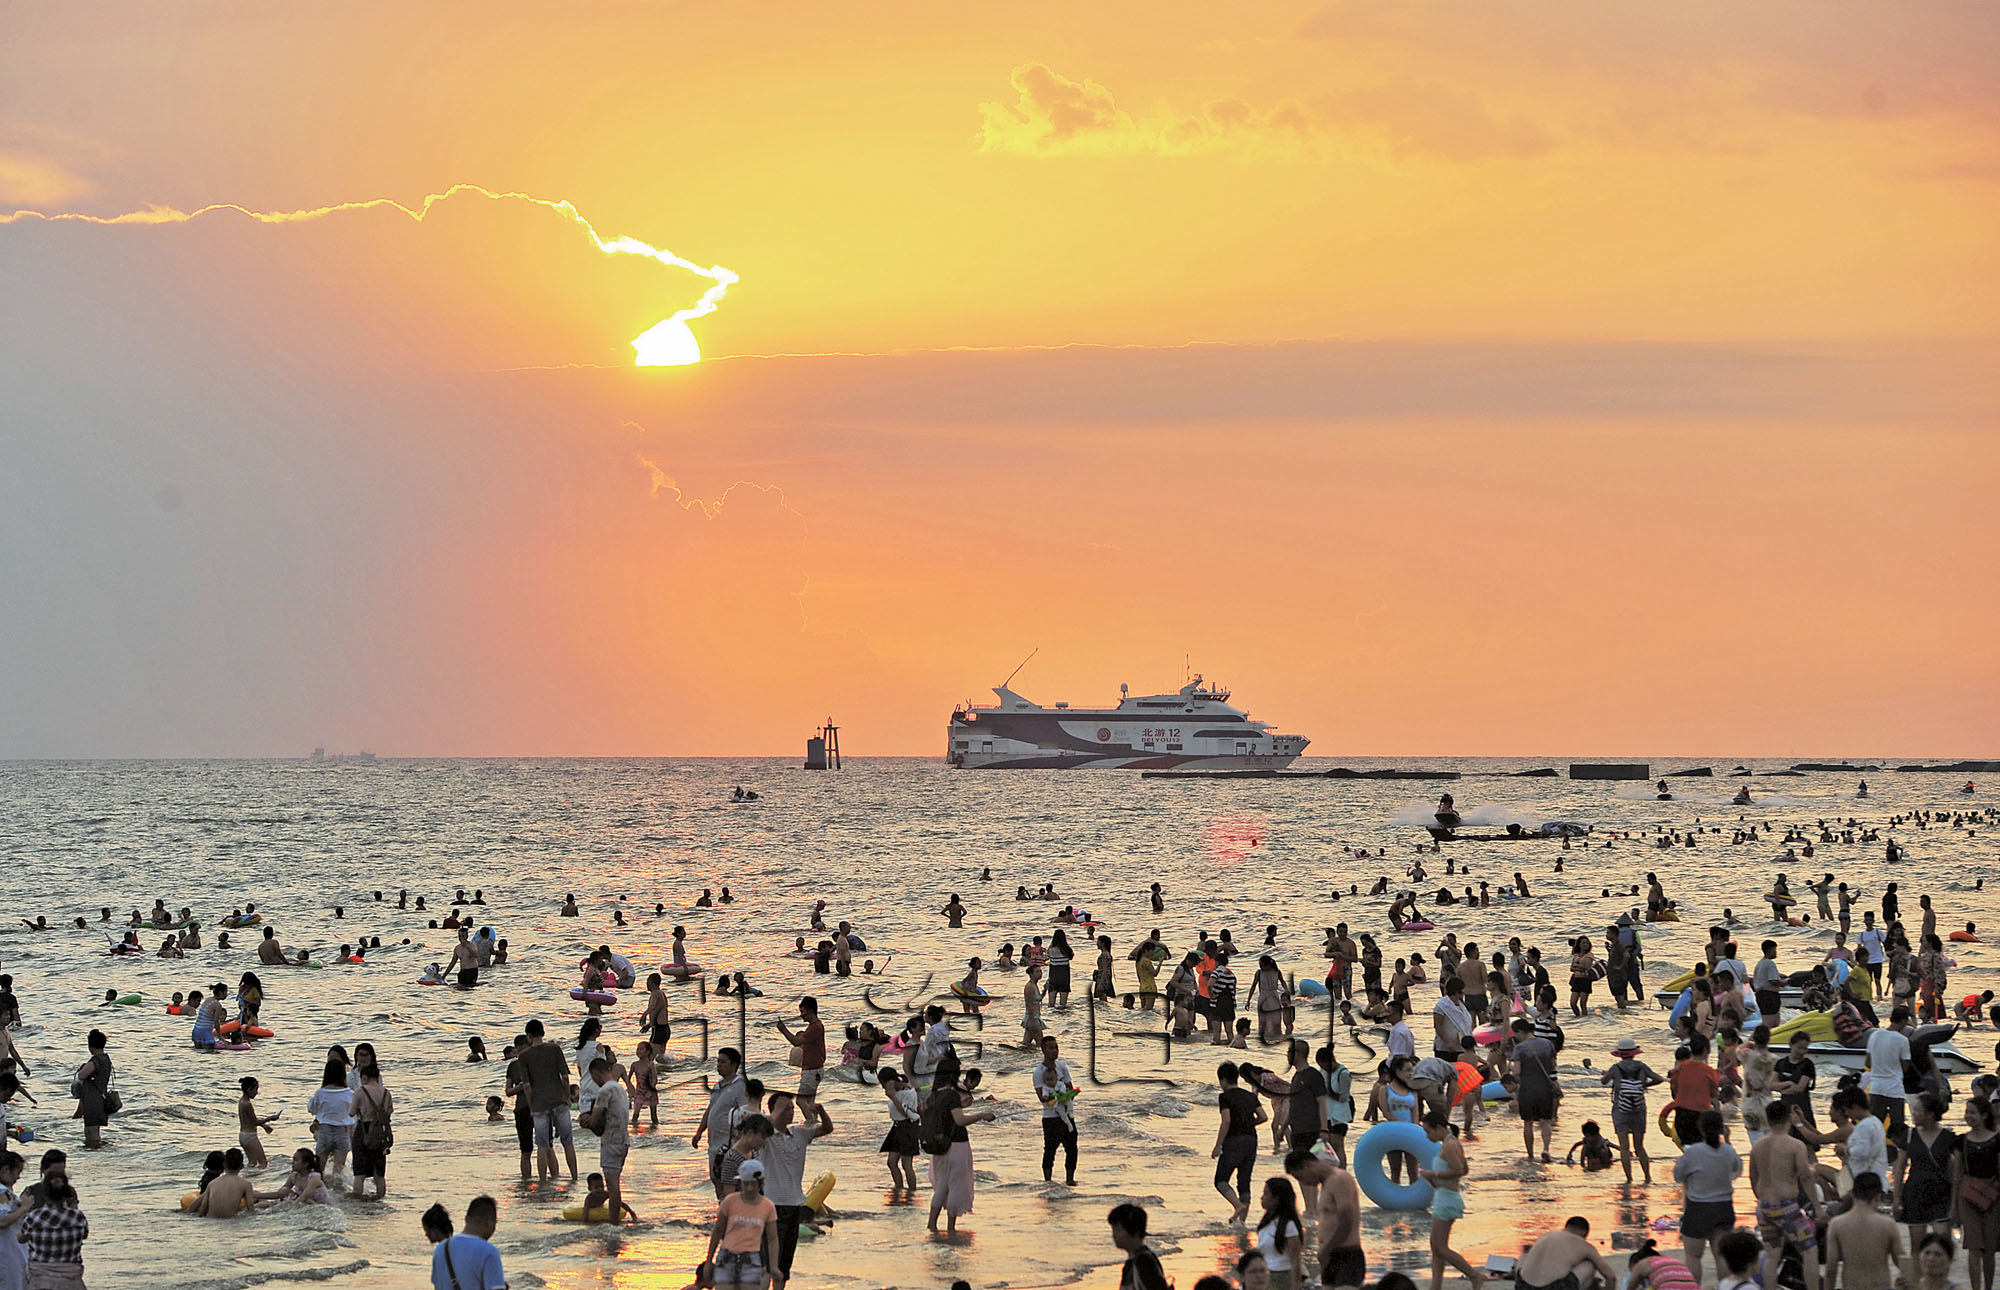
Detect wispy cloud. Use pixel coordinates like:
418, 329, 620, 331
0, 149, 92, 206
978, 63, 1547, 160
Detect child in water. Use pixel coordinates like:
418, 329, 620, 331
879, 1068, 920, 1192
582, 1172, 638, 1223
1565, 1120, 1616, 1172
259, 1148, 335, 1206
238, 1076, 275, 1169
630, 1041, 660, 1128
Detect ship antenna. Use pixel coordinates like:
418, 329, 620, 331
1001, 647, 1038, 691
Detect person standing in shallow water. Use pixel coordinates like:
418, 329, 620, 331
1046, 930, 1074, 1008
72, 1030, 112, 1150
942, 894, 966, 928
1417, 1111, 1484, 1290
1033, 1035, 1078, 1186
926, 1056, 996, 1236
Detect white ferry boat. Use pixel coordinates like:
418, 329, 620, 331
946, 675, 1309, 770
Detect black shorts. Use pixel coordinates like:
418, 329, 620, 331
1868, 1094, 1907, 1135
1518, 1094, 1556, 1122
1681, 1200, 1735, 1241
1214, 1135, 1256, 1195
458, 967, 478, 987
514, 1104, 533, 1154
1323, 1248, 1367, 1289
650, 1022, 671, 1048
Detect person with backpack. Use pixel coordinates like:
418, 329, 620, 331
925, 1056, 996, 1236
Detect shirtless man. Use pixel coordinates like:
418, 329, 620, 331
1328, 925, 1359, 1002
451, 927, 480, 988
1516, 1217, 1616, 1290
1749, 1100, 1822, 1290
256, 927, 287, 966
640, 974, 671, 1051
1314, 1151, 1366, 1289
1825, 1170, 1904, 1290
194, 1148, 256, 1217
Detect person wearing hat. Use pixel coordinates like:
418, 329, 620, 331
705, 1159, 781, 1290
1598, 1038, 1665, 1184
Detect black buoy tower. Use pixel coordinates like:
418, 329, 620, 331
804, 719, 841, 770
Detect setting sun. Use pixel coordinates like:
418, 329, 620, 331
632, 316, 703, 367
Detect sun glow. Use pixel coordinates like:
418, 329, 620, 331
632, 317, 703, 367
1, 184, 737, 367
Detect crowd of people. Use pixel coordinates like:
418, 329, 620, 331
1, 804, 1996, 1290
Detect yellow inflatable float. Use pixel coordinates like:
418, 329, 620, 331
561, 1202, 615, 1222
804, 1171, 836, 1213
1662, 965, 1702, 993
1768, 1010, 1836, 1046
1658, 1103, 1681, 1148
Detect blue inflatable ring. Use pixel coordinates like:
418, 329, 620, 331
1297, 978, 1329, 999
1352, 1121, 1439, 1211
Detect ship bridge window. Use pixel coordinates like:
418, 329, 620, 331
1136, 700, 1183, 709
1193, 730, 1253, 739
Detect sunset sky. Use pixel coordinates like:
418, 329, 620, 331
3, 2, 1996, 757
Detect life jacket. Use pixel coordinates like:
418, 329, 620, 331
1832, 1002, 1868, 1047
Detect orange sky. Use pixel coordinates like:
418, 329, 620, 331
2, 2, 1996, 756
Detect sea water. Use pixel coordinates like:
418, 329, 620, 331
0, 757, 1991, 1288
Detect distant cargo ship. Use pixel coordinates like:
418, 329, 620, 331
946, 675, 1308, 770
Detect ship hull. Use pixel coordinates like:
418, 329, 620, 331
946, 675, 1308, 769
946, 711, 1306, 770
953, 749, 1302, 771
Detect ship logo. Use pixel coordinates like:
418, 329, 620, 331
1097, 728, 1112, 741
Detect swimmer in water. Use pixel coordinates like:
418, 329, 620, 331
942, 895, 966, 928
695, 889, 714, 908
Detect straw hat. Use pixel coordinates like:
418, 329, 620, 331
1612, 1038, 1643, 1056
